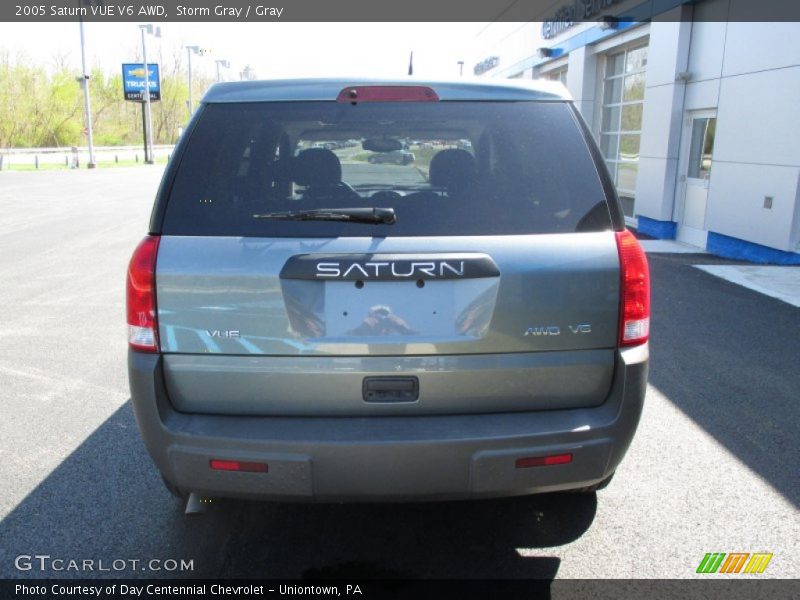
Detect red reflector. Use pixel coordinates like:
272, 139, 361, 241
337, 85, 439, 103
615, 229, 651, 346
515, 454, 573, 469
210, 459, 268, 473
126, 235, 160, 353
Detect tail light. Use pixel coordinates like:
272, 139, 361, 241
615, 229, 650, 346
210, 459, 269, 473
126, 235, 160, 352
515, 453, 573, 468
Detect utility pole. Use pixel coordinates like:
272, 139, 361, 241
78, 9, 96, 168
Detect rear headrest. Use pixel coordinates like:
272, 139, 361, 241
429, 149, 476, 193
293, 148, 342, 186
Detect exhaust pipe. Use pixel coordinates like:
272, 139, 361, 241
185, 492, 214, 515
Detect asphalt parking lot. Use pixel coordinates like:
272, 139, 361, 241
0, 168, 797, 581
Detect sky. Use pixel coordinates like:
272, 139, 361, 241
0, 22, 491, 81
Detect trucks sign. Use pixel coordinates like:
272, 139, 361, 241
122, 63, 160, 102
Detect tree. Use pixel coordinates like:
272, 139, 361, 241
0, 43, 218, 148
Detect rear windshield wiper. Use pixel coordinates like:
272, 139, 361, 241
253, 207, 396, 224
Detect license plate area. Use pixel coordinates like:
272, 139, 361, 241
279, 252, 500, 342
325, 279, 464, 338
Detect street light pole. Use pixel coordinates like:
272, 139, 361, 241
458, 61, 465, 77
215, 59, 230, 83
140, 26, 153, 164
239, 65, 255, 81
139, 25, 160, 165
186, 45, 201, 117
78, 16, 96, 168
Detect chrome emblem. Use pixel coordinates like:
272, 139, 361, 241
525, 324, 591, 336
205, 330, 240, 338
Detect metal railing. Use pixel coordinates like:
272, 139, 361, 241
0, 145, 176, 170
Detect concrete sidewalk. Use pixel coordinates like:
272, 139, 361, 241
693, 264, 800, 308
640, 239, 707, 254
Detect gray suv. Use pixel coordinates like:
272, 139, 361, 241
127, 78, 649, 503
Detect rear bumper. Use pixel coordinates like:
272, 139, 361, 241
129, 345, 648, 502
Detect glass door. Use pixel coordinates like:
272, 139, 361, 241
677, 111, 716, 247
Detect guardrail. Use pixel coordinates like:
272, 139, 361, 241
0, 145, 176, 170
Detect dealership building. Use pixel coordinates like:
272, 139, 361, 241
470, 0, 800, 264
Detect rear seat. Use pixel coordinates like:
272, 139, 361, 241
428, 149, 477, 196
292, 148, 357, 201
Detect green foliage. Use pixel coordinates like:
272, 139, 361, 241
0, 52, 214, 148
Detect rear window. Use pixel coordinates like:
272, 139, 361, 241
162, 101, 612, 237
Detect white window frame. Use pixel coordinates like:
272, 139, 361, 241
596, 39, 649, 221
537, 55, 568, 78
546, 66, 569, 85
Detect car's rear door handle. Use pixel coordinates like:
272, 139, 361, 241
362, 377, 419, 403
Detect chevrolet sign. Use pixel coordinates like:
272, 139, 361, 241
542, 0, 622, 40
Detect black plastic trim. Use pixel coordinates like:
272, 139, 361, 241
148, 104, 207, 234
363, 376, 420, 403
569, 104, 626, 232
